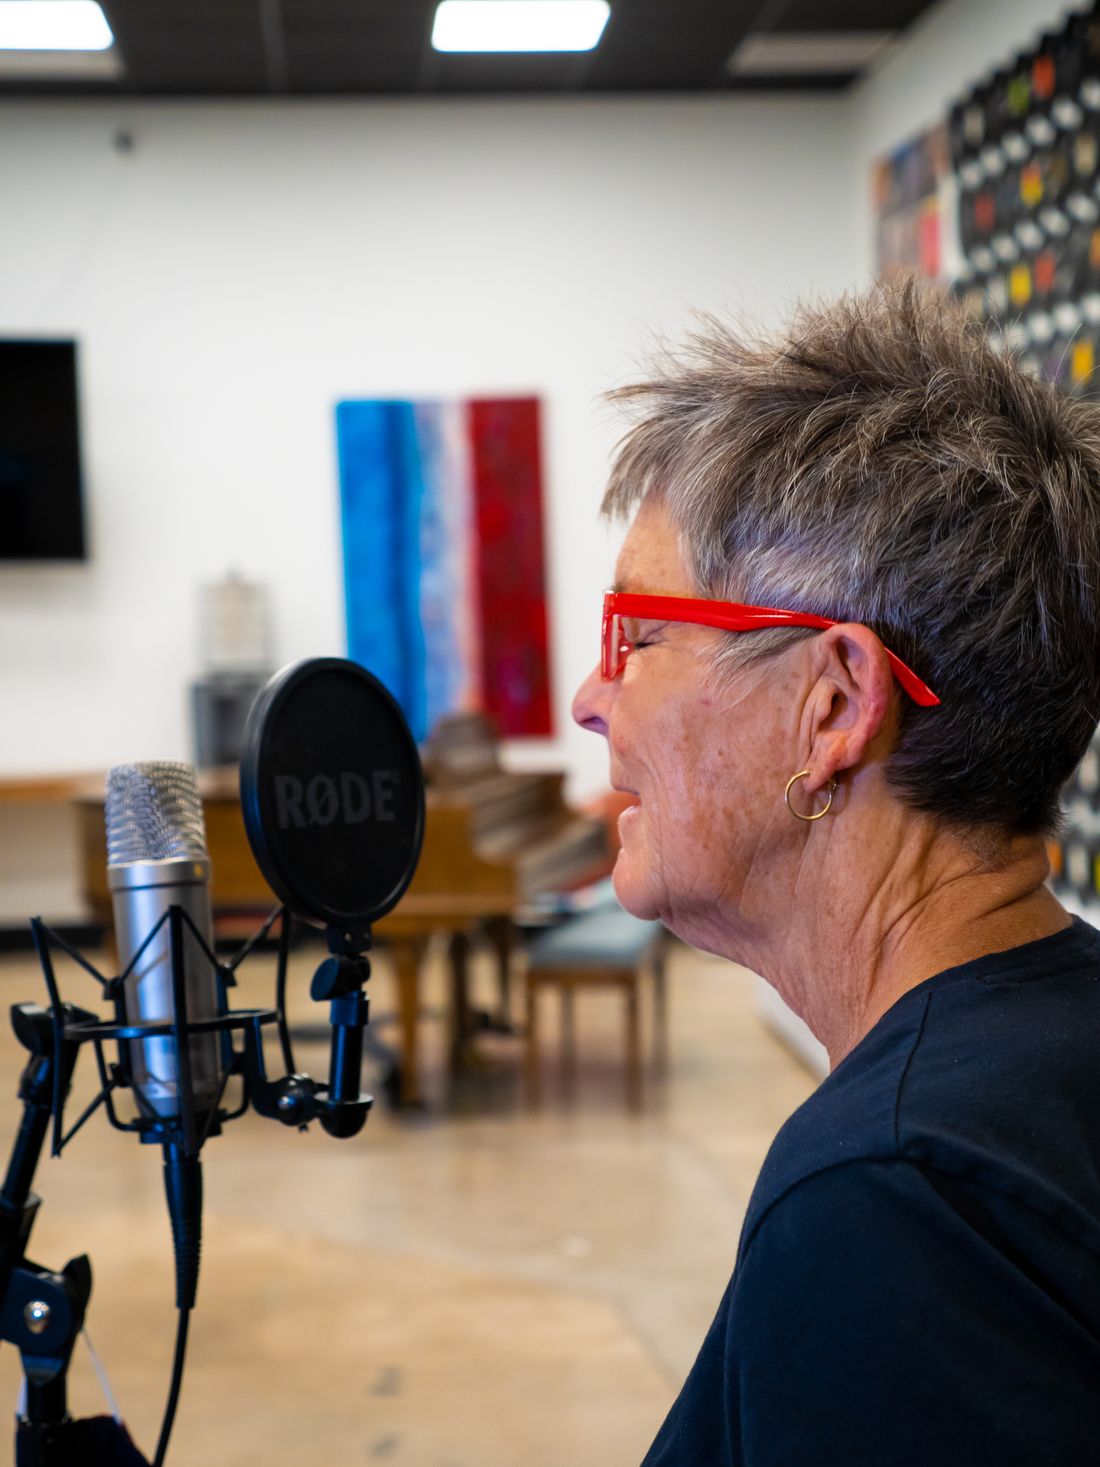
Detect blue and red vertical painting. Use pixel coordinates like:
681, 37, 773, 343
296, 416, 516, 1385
336, 396, 552, 743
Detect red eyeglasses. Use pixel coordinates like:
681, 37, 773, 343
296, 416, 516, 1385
601, 592, 941, 708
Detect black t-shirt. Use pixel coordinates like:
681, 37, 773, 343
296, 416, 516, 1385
642, 918, 1100, 1465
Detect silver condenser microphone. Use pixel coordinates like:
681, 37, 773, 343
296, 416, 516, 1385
105, 761, 223, 1120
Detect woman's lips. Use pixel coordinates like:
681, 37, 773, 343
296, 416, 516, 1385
618, 804, 641, 834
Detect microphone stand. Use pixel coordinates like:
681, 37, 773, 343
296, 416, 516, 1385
0, 1002, 97, 1465
0, 905, 378, 1465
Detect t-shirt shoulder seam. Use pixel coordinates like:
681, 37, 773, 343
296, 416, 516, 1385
901, 1151, 1100, 1267
739, 1153, 1100, 1275
738, 1154, 905, 1263
893, 987, 932, 1151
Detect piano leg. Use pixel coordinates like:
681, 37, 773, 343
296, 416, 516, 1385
625, 977, 642, 1112
524, 978, 541, 1107
387, 934, 429, 1107
448, 930, 473, 1073
485, 917, 515, 1032
652, 936, 670, 1076
560, 985, 577, 1104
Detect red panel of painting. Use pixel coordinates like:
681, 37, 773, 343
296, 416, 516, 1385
467, 397, 553, 736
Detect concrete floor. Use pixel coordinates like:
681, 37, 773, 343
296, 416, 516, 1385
0, 934, 816, 1466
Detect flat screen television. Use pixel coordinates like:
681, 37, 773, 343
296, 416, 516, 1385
0, 339, 87, 562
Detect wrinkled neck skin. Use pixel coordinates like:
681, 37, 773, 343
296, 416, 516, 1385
673, 766, 1069, 1072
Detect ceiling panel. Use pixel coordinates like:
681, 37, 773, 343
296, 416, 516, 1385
103, 0, 268, 90
584, 0, 767, 89
281, 0, 427, 91
772, 0, 933, 32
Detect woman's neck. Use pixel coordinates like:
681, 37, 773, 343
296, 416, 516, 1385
728, 813, 1069, 1070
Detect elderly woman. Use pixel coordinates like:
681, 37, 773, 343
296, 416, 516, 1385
573, 282, 1100, 1465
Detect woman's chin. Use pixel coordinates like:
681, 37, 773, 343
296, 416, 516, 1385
611, 852, 661, 921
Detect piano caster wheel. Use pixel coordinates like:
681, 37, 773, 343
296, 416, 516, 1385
381, 1063, 403, 1109
473, 1009, 516, 1037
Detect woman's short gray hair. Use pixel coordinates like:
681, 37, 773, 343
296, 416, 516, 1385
603, 280, 1100, 835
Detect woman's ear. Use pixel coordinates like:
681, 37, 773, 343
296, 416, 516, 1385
798, 624, 896, 795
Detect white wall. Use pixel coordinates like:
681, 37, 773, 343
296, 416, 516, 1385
0, 95, 859, 820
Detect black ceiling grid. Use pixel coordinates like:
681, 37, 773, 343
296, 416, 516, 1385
0, 0, 939, 98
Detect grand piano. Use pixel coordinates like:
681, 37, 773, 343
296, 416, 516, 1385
75, 713, 612, 1106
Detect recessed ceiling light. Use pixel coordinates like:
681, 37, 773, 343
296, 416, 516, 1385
0, 1, 113, 51
432, 1, 610, 54
728, 32, 894, 77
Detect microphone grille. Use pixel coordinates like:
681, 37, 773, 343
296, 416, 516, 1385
105, 762, 209, 865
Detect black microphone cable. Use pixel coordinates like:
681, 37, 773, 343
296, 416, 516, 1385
153, 1307, 191, 1467
153, 1145, 203, 1466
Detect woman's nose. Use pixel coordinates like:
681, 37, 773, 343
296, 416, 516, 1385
572, 663, 612, 738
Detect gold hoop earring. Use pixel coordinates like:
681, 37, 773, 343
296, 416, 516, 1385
784, 769, 837, 823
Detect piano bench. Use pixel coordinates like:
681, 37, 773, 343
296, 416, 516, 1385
523, 909, 667, 1112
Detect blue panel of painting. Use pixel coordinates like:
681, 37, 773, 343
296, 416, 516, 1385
336, 400, 428, 740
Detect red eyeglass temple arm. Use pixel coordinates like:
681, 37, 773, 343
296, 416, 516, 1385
602, 594, 941, 708
880, 652, 941, 708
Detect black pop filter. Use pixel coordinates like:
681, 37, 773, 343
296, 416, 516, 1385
239, 658, 425, 931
